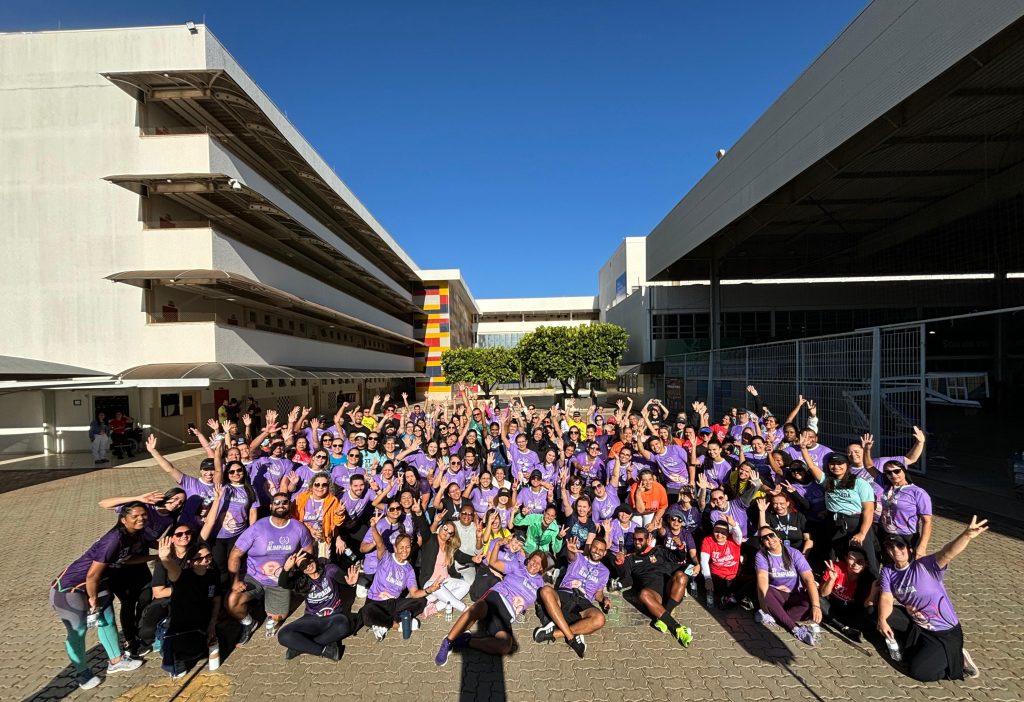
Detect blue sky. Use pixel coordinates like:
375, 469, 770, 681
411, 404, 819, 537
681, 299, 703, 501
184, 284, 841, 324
3, 1, 866, 298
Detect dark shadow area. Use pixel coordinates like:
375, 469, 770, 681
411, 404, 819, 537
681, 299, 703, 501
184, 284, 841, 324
0, 468, 100, 494
458, 645, 508, 702
22, 642, 131, 702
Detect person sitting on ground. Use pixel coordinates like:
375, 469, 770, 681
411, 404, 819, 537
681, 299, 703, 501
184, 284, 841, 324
621, 528, 694, 648
277, 552, 359, 661
359, 519, 430, 642
819, 548, 875, 641
700, 518, 746, 609
753, 526, 823, 646
155, 536, 221, 679
532, 538, 612, 658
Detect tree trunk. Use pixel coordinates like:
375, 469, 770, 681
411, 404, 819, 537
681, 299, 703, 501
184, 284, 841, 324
481, 382, 492, 398
559, 379, 569, 396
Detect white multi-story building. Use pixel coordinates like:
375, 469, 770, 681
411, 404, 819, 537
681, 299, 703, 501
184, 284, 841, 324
475, 296, 599, 349
0, 25, 426, 453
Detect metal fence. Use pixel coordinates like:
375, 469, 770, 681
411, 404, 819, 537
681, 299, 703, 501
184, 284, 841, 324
664, 324, 925, 473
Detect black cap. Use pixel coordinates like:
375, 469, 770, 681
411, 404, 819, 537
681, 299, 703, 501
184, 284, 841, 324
497, 488, 512, 497
199, 458, 216, 470
529, 469, 544, 481
614, 505, 632, 518
827, 453, 849, 465
884, 534, 911, 548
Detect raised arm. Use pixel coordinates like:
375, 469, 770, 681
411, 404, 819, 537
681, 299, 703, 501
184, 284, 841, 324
934, 515, 988, 569
784, 395, 807, 427
904, 426, 926, 465
145, 435, 184, 483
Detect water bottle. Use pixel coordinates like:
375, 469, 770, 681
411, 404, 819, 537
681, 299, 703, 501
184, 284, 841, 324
208, 644, 220, 671
885, 636, 902, 662
444, 604, 453, 622
153, 619, 167, 653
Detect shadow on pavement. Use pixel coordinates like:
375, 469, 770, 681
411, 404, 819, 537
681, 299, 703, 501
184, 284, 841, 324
459, 646, 507, 702
23, 644, 114, 701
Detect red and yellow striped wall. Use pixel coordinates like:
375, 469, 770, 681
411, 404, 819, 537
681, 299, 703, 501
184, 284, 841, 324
414, 283, 453, 397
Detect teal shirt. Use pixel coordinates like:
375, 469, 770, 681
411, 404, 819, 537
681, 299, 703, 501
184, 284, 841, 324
818, 474, 875, 516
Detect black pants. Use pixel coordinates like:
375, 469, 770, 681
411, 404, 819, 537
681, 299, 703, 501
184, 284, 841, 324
278, 613, 352, 655
359, 597, 426, 628
829, 513, 879, 576
111, 434, 133, 457
709, 573, 750, 607
213, 534, 240, 587
603, 554, 632, 589
469, 568, 501, 601
108, 563, 152, 644
887, 607, 965, 682
819, 597, 868, 632
138, 597, 171, 646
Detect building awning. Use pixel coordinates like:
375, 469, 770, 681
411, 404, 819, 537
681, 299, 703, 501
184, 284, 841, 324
117, 363, 423, 382
103, 173, 420, 318
101, 70, 418, 288
0, 355, 109, 381
617, 364, 640, 377
105, 269, 423, 348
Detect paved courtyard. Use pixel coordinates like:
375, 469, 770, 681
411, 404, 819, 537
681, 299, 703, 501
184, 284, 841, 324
5, 452, 1024, 702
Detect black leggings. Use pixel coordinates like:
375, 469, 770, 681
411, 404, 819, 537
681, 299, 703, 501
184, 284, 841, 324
819, 597, 869, 632
829, 513, 879, 576
278, 613, 352, 655
108, 563, 152, 644
213, 534, 240, 586
359, 597, 426, 628
887, 607, 965, 682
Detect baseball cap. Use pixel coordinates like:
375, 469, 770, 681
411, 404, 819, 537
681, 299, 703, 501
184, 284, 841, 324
698, 427, 712, 435
497, 488, 512, 498
884, 534, 911, 548
199, 458, 216, 471
827, 453, 849, 465
355, 432, 367, 439
614, 505, 632, 518
529, 469, 544, 481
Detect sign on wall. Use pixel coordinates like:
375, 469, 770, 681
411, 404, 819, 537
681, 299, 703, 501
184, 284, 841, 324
614, 273, 626, 300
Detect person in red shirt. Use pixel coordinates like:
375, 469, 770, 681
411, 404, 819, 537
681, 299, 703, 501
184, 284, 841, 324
709, 414, 732, 443
109, 412, 135, 459
819, 547, 875, 641
700, 519, 747, 609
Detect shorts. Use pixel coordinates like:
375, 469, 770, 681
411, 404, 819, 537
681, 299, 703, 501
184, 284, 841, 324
634, 574, 669, 596
536, 589, 594, 626
481, 590, 515, 638
243, 574, 292, 616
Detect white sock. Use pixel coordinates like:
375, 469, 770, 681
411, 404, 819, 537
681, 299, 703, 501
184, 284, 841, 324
241, 615, 253, 626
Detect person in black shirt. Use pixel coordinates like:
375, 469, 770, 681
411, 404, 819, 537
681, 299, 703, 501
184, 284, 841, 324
623, 529, 694, 647
156, 537, 221, 679
756, 495, 812, 554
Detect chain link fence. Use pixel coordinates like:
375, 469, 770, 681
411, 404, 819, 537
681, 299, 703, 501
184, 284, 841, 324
665, 324, 925, 473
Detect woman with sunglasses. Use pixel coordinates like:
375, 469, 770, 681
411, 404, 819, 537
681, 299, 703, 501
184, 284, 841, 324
138, 490, 222, 654
819, 547, 875, 640
208, 440, 259, 581
877, 459, 933, 557
330, 447, 366, 493
147, 434, 217, 529
416, 512, 473, 618
155, 536, 221, 678
356, 497, 407, 598
753, 525, 822, 646
277, 553, 359, 660
877, 517, 987, 681
466, 471, 499, 519
292, 471, 343, 560
50, 502, 149, 689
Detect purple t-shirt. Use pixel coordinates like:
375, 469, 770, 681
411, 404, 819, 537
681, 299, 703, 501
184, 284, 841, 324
790, 480, 827, 521
607, 519, 638, 553
754, 546, 812, 592
441, 467, 469, 490
58, 527, 147, 589
179, 473, 217, 528
591, 491, 620, 522
850, 466, 885, 523
248, 456, 298, 506
880, 484, 932, 536
471, 486, 499, 516
516, 487, 548, 515
510, 445, 540, 479
360, 518, 405, 575
330, 464, 365, 492
492, 558, 544, 616
711, 501, 750, 537
406, 451, 438, 480
699, 456, 735, 489
560, 556, 609, 601
536, 462, 559, 485
367, 553, 417, 601
571, 456, 606, 483
880, 555, 959, 631
234, 517, 313, 586
217, 484, 254, 538
341, 487, 376, 522
785, 443, 833, 469
660, 527, 696, 556
649, 445, 690, 490
287, 465, 317, 496
303, 563, 344, 617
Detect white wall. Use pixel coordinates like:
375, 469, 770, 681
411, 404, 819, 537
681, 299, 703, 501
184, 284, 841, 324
599, 237, 647, 313
476, 296, 598, 314
0, 392, 46, 454
214, 325, 415, 371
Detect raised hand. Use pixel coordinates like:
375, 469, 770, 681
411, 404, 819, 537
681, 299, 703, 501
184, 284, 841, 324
382, 394, 391, 404
345, 565, 359, 586
139, 490, 164, 504
266, 409, 279, 425
912, 426, 926, 443
861, 433, 874, 450
755, 497, 768, 513
746, 385, 758, 396
807, 400, 817, 417
146, 434, 158, 453
963, 515, 989, 540
241, 413, 252, 427
157, 535, 173, 560
401, 392, 409, 401
207, 418, 219, 432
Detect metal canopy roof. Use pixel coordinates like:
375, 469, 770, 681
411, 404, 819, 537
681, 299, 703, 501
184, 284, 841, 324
102, 69, 417, 288
117, 363, 424, 382
105, 268, 424, 348
104, 173, 421, 319
651, 11, 1024, 281
0, 355, 108, 381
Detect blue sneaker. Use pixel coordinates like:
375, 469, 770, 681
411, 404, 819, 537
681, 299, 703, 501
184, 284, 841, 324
435, 637, 454, 667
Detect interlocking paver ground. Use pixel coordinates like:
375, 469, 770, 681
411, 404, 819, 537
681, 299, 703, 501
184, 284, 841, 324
5, 452, 1024, 702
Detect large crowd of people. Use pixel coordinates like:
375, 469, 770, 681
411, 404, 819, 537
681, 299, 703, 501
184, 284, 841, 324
51, 385, 986, 690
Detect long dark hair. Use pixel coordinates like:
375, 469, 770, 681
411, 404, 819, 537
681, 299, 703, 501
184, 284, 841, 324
758, 528, 792, 571
224, 460, 258, 508
825, 464, 856, 493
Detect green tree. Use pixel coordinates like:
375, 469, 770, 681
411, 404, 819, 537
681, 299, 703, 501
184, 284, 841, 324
440, 346, 519, 397
515, 323, 629, 397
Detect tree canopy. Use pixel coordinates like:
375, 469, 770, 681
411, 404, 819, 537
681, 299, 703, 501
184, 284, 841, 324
515, 323, 629, 396
440, 346, 519, 397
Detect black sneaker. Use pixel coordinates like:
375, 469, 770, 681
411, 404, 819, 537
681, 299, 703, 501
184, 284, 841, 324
567, 634, 587, 659
322, 642, 341, 661
237, 619, 259, 647
130, 641, 152, 658
532, 622, 555, 643
284, 647, 302, 660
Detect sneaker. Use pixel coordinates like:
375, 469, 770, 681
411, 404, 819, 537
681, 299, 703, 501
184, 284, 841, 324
237, 618, 259, 647
674, 625, 694, 648
170, 669, 188, 680
76, 671, 101, 690
653, 619, 669, 634
705, 593, 715, 607
608, 578, 622, 592
423, 602, 439, 619
722, 594, 737, 607
356, 584, 368, 599
130, 642, 152, 658
567, 634, 586, 658
107, 655, 143, 674
755, 610, 777, 628
793, 625, 816, 646
322, 642, 341, 661
962, 649, 980, 679
284, 647, 302, 660
740, 597, 755, 611
400, 610, 413, 639
533, 622, 556, 643
808, 622, 822, 640
372, 625, 388, 642
435, 637, 454, 667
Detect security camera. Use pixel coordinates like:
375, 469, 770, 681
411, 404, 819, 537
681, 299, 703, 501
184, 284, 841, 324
186, 21, 198, 34
228, 178, 242, 191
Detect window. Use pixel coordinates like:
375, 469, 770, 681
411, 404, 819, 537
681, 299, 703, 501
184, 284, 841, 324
160, 393, 181, 417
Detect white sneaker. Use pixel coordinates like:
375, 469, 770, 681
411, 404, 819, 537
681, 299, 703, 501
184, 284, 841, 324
76, 671, 101, 690
410, 617, 420, 632
372, 625, 388, 642
107, 655, 143, 674
356, 584, 368, 599
962, 649, 980, 678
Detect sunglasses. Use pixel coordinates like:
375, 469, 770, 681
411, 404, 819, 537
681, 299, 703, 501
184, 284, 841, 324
460, 512, 474, 517
272, 499, 290, 506
668, 516, 683, 522
387, 506, 402, 513
332, 443, 344, 447
885, 468, 904, 475
348, 452, 361, 457
172, 531, 193, 538
192, 553, 213, 563
314, 455, 328, 460
227, 468, 245, 475
312, 482, 329, 488
760, 533, 779, 542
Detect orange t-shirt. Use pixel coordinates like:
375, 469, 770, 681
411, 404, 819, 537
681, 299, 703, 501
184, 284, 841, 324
629, 482, 669, 514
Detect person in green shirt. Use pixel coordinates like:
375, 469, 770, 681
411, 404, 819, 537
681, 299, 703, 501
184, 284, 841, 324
513, 504, 568, 560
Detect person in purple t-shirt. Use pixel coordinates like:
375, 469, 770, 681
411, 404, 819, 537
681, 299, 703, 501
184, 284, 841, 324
877, 517, 988, 682
360, 519, 430, 641
277, 553, 359, 660
533, 538, 612, 658
753, 526, 822, 646
147, 435, 217, 529
434, 545, 547, 665
878, 460, 933, 555
248, 439, 299, 510
227, 493, 314, 644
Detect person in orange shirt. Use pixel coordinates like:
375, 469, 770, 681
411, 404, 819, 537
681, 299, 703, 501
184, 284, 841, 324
291, 474, 342, 560
629, 470, 668, 530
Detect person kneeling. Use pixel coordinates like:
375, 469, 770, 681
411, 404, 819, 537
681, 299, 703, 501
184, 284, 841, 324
532, 538, 612, 658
